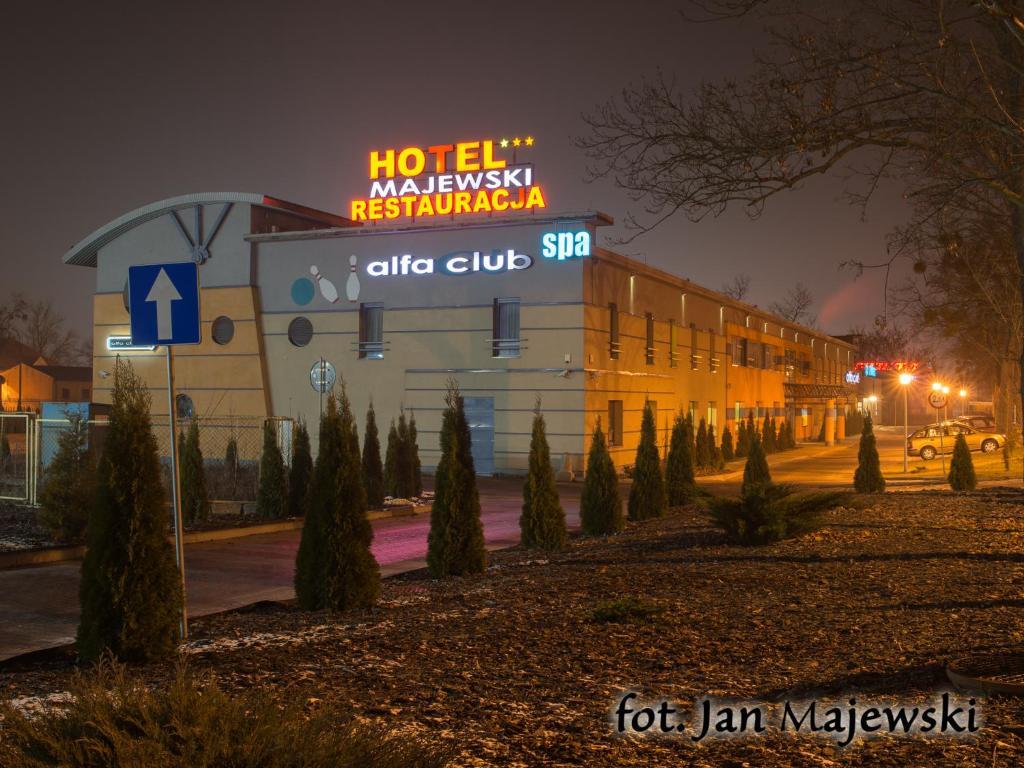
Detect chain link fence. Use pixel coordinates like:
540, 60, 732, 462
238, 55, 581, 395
3, 413, 292, 506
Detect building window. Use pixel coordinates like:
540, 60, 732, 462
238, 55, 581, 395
61, 388, 70, 400
645, 312, 654, 365
492, 298, 520, 357
734, 401, 743, 422
609, 303, 620, 359
176, 393, 194, 419
359, 303, 384, 359
707, 402, 717, 428
690, 324, 699, 370
668, 320, 678, 367
689, 400, 699, 422
732, 337, 746, 366
608, 400, 623, 446
288, 316, 314, 347
212, 316, 235, 345
82, 388, 90, 401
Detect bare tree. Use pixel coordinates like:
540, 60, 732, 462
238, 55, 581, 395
721, 273, 751, 301
0, 292, 88, 365
770, 283, 815, 326
577, 0, 1024, 474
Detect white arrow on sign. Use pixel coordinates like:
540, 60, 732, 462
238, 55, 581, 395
145, 268, 183, 340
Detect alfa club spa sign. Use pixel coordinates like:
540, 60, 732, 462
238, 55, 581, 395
349, 137, 547, 221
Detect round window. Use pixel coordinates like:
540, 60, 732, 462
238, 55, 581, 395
211, 316, 234, 345
288, 316, 314, 347
175, 393, 194, 420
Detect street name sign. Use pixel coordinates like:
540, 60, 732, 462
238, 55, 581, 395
128, 262, 201, 346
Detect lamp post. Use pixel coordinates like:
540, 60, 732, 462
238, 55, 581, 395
899, 373, 914, 473
932, 382, 948, 474
959, 388, 967, 418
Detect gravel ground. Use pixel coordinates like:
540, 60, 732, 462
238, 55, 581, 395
5, 490, 1024, 766
0, 504, 51, 552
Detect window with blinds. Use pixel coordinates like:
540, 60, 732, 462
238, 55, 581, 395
359, 303, 384, 359
608, 400, 623, 446
492, 298, 521, 357
645, 312, 655, 365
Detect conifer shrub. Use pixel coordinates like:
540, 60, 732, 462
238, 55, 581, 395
223, 436, 239, 497
628, 400, 666, 521
721, 425, 734, 461
77, 359, 182, 663
735, 419, 749, 458
0, 661, 446, 768
665, 411, 696, 506
580, 421, 624, 535
179, 419, 210, 526
362, 402, 385, 509
38, 413, 94, 543
853, 413, 885, 493
695, 418, 711, 470
520, 399, 567, 550
948, 432, 978, 492
741, 435, 772, 497
708, 483, 849, 545
384, 411, 419, 499
384, 420, 399, 496
287, 419, 313, 519
295, 389, 380, 611
708, 424, 725, 470
408, 411, 423, 497
256, 421, 287, 519
761, 415, 774, 454
427, 380, 486, 577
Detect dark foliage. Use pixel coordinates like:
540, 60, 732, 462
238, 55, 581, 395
362, 402, 385, 509
256, 421, 287, 520
427, 380, 486, 577
853, 413, 886, 493
78, 359, 182, 663
709, 483, 849, 545
38, 413, 94, 543
520, 400, 567, 550
580, 421, 624, 535
179, 419, 211, 526
0, 661, 446, 768
287, 419, 313, 519
665, 412, 696, 506
741, 434, 772, 497
628, 401, 666, 521
948, 432, 978, 492
721, 425, 734, 460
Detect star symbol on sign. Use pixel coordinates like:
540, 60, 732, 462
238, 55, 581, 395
513, 137, 522, 147
525, 136, 534, 146
499, 138, 509, 148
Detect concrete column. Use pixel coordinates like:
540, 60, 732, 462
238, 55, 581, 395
825, 399, 836, 446
836, 408, 846, 440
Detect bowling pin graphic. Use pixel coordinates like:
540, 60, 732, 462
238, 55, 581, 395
310, 265, 339, 303
346, 254, 360, 302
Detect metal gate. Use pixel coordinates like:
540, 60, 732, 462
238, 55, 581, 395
0, 413, 32, 503
463, 396, 495, 476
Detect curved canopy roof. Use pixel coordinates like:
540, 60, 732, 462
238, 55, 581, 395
63, 192, 354, 267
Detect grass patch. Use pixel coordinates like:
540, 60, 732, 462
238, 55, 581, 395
0, 660, 447, 768
592, 597, 666, 624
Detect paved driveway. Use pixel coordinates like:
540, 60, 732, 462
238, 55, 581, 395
0, 480, 581, 661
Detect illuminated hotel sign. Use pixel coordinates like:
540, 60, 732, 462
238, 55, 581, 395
541, 231, 591, 260
367, 249, 533, 277
349, 137, 547, 222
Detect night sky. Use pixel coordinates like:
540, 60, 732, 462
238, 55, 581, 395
1, 0, 910, 338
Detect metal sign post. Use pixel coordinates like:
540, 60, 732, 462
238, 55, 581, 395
128, 261, 201, 643
928, 389, 949, 476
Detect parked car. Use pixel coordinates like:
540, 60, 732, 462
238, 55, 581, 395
907, 422, 1004, 461
952, 414, 997, 433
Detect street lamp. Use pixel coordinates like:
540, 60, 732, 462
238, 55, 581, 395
899, 373, 914, 473
959, 388, 968, 417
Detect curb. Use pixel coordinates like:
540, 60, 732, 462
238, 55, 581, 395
0, 503, 430, 572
